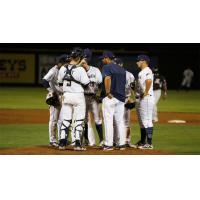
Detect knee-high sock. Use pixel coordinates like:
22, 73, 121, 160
95, 124, 103, 142
141, 128, 146, 144
147, 127, 153, 145
84, 123, 88, 142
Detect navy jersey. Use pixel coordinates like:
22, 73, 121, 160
102, 62, 126, 102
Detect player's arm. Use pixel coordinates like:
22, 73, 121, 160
104, 76, 113, 99
143, 79, 152, 98
78, 67, 90, 86
42, 69, 54, 92
102, 65, 113, 99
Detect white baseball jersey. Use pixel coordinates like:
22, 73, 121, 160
58, 64, 90, 93
183, 69, 194, 80
138, 67, 154, 96
85, 66, 102, 94
125, 71, 135, 97
43, 65, 60, 93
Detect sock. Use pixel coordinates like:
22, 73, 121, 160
140, 128, 146, 144
84, 123, 88, 143
147, 127, 153, 145
95, 124, 103, 142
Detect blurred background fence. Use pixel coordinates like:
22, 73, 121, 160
0, 43, 200, 89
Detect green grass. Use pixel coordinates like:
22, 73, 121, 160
0, 124, 48, 148
0, 87, 200, 154
157, 90, 200, 113
0, 123, 200, 154
0, 87, 200, 112
0, 87, 47, 109
131, 124, 200, 155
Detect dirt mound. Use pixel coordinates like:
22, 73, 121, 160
0, 109, 200, 125
0, 145, 170, 155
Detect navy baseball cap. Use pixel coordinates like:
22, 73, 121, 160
56, 54, 68, 63
99, 51, 115, 59
137, 55, 150, 63
114, 57, 123, 66
83, 48, 92, 62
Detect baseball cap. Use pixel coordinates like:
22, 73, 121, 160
99, 51, 115, 59
137, 55, 150, 63
56, 54, 68, 63
114, 57, 123, 66
83, 48, 92, 62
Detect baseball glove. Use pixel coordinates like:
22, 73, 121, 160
46, 92, 60, 107
125, 102, 135, 109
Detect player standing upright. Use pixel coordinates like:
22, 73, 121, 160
81, 49, 104, 146
114, 58, 135, 147
100, 51, 126, 151
152, 67, 167, 122
135, 55, 155, 149
42, 54, 68, 147
57, 47, 90, 151
181, 67, 194, 90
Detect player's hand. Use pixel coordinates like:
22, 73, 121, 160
107, 93, 113, 99
142, 92, 148, 99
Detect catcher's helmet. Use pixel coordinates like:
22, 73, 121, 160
70, 47, 84, 59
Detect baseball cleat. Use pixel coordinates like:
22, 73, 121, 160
99, 140, 104, 147
125, 143, 136, 148
58, 145, 66, 150
103, 145, 114, 151
49, 142, 59, 147
132, 140, 143, 149
74, 146, 86, 151
119, 145, 126, 150
138, 144, 154, 150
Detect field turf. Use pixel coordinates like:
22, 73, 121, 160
0, 87, 200, 154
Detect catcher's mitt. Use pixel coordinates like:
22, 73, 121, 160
46, 92, 60, 107
125, 102, 135, 109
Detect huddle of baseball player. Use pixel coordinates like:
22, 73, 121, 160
42, 47, 156, 151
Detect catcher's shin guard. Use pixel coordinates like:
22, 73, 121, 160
60, 119, 72, 143
74, 119, 85, 146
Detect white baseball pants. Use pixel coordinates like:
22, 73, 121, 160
152, 89, 161, 121
102, 97, 126, 147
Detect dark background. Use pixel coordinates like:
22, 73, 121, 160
0, 43, 200, 89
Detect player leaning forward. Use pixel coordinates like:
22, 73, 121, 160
42, 54, 68, 147
100, 51, 127, 150
58, 48, 90, 151
81, 49, 104, 146
136, 55, 155, 149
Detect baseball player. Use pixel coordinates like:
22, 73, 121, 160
181, 67, 194, 90
152, 67, 167, 122
134, 55, 155, 149
57, 47, 90, 151
114, 58, 135, 147
80, 49, 104, 146
100, 51, 126, 151
42, 54, 68, 147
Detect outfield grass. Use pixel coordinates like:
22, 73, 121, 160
0, 87, 200, 112
0, 87, 47, 109
0, 87, 200, 154
0, 123, 200, 154
158, 90, 200, 113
